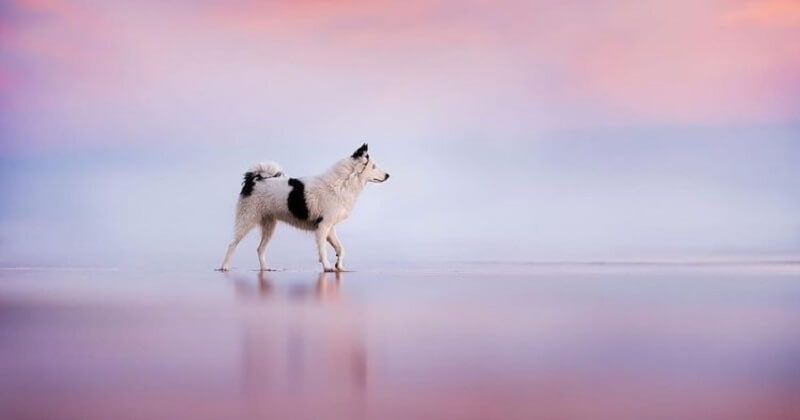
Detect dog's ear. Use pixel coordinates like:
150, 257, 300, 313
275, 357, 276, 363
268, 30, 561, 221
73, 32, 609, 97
351, 143, 368, 159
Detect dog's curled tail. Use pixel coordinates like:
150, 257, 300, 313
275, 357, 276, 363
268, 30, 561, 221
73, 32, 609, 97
248, 161, 283, 179
241, 161, 283, 197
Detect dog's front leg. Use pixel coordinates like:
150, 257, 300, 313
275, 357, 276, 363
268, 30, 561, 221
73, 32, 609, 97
315, 224, 334, 272
327, 227, 345, 271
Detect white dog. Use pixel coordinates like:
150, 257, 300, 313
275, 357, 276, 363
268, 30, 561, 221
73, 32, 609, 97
219, 143, 389, 272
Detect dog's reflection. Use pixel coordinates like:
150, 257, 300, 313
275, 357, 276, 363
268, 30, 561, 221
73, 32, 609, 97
315, 271, 343, 301
228, 271, 344, 303
225, 271, 366, 398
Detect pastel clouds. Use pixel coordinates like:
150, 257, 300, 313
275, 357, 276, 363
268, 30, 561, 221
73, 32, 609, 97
0, 0, 798, 153
722, 0, 800, 27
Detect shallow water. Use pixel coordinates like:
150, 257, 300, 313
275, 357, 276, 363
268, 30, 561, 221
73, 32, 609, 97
1, 264, 799, 419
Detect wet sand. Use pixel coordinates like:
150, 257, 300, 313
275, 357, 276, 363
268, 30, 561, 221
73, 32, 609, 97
1, 264, 799, 419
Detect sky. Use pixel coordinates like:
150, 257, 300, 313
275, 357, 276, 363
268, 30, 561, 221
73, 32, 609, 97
0, 0, 799, 268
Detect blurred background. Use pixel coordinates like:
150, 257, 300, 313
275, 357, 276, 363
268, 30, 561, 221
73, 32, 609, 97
1, 0, 798, 268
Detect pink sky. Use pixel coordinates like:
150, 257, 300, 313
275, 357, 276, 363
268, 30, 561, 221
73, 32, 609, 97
1, 0, 799, 266
1, 0, 799, 152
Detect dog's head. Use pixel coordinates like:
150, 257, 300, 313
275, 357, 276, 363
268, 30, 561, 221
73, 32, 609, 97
351, 143, 389, 183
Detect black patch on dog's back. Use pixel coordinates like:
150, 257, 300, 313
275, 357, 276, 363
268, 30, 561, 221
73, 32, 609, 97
314, 216, 323, 225
241, 171, 264, 197
287, 178, 309, 220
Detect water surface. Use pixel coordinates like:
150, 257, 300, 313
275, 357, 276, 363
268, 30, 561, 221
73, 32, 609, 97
1, 264, 798, 419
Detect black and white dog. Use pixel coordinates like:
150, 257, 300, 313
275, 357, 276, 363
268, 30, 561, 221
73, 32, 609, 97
219, 144, 389, 272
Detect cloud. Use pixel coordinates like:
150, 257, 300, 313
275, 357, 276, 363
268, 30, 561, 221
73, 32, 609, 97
0, 0, 798, 154
721, 0, 800, 27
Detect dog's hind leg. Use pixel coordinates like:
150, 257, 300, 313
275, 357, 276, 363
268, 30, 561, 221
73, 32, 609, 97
257, 218, 277, 271
326, 226, 345, 271
219, 219, 256, 271
315, 223, 334, 272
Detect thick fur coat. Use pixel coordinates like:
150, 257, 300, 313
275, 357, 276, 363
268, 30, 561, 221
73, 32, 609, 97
219, 144, 389, 271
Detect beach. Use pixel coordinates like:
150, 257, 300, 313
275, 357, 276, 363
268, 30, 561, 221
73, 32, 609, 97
1, 263, 798, 419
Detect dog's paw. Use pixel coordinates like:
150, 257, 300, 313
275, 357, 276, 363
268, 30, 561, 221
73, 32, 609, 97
323, 267, 336, 272
215, 267, 230, 272
258, 267, 283, 272
335, 266, 346, 272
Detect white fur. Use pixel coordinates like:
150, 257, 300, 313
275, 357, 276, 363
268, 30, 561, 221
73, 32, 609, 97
247, 161, 283, 178
219, 145, 389, 272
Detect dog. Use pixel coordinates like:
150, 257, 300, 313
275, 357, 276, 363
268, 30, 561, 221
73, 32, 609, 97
219, 143, 389, 272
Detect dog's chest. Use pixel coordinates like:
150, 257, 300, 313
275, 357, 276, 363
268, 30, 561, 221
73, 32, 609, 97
333, 209, 350, 223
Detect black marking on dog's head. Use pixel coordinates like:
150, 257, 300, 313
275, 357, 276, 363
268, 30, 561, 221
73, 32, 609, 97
314, 216, 323, 225
351, 143, 369, 159
287, 178, 310, 220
